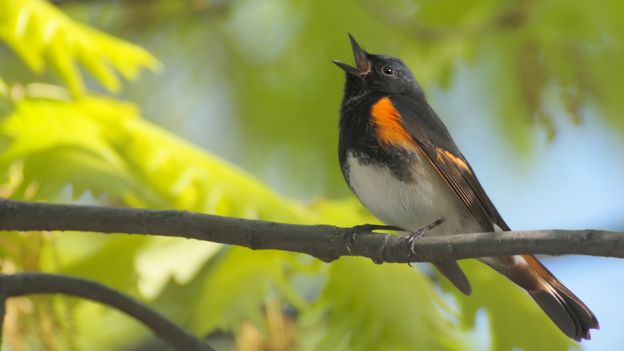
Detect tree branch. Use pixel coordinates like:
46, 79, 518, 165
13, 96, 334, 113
0, 273, 214, 351
0, 198, 622, 263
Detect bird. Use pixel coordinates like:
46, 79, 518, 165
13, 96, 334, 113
332, 34, 598, 341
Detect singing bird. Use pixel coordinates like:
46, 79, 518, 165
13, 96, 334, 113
333, 34, 598, 340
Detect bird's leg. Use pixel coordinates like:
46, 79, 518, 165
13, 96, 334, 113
344, 224, 405, 254
407, 218, 445, 257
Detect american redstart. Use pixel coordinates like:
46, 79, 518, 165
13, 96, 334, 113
333, 34, 598, 340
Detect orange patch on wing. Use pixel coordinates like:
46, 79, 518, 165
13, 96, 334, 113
436, 148, 472, 174
370, 97, 414, 147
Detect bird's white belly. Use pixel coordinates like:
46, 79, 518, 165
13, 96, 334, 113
345, 151, 479, 234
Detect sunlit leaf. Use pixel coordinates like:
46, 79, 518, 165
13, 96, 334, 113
0, 0, 160, 95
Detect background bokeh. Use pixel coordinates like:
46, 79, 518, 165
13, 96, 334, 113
1, 0, 623, 350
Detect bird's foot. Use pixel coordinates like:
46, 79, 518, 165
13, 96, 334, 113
344, 224, 405, 254
407, 218, 445, 264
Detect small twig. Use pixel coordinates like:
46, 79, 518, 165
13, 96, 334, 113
0, 273, 213, 351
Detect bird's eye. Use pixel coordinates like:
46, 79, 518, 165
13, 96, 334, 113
382, 66, 394, 75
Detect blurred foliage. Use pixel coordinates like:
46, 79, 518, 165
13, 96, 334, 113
0, 88, 471, 351
359, 0, 624, 147
1, 0, 621, 350
0, 0, 160, 95
51, 0, 624, 201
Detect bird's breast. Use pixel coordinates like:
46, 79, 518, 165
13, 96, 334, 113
344, 150, 479, 234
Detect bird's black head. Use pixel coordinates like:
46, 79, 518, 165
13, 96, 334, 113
333, 34, 424, 101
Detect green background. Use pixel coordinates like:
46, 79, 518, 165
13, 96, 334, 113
0, 0, 623, 350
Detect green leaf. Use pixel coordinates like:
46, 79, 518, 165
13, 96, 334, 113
135, 238, 222, 299
310, 257, 468, 351
58, 234, 148, 294
192, 247, 306, 334
0, 0, 161, 95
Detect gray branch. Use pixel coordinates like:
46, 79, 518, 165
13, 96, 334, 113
0, 273, 214, 351
0, 198, 622, 263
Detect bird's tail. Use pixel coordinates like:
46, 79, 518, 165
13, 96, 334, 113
433, 260, 472, 295
486, 255, 599, 340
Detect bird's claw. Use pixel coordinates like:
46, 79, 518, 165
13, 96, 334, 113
407, 218, 445, 258
344, 224, 405, 254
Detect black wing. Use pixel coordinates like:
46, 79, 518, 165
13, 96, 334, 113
391, 94, 509, 232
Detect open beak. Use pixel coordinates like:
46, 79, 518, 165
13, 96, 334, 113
332, 33, 371, 76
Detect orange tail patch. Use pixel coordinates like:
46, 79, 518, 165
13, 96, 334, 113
370, 97, 414, 148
